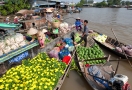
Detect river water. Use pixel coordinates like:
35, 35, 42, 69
60, 8, 132, 90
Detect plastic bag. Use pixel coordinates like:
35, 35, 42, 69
10, 43, 19, 50
14, 33, 24, 43
126, 45, 132, 49
0, 49, 3, 56
19, 41, 27, 47
10, 36, 15, 43
63, 38, 73, 46
3, 46, 11, 54
68, 46, 74, 52
48, 48, 59, 59
115, 47, 122, 53
125, 49, 132, 56
5, 36, 15, 45
59, 48, 70, 60
5, 37, 11, 46
121, 46, 128, 51
0, 41, 5, 49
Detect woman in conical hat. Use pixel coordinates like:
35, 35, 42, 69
46, 8, 53, 26
75, 17, 82, 31
25, 28, 38, 44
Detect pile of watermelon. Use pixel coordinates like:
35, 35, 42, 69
76, 43, 106, 65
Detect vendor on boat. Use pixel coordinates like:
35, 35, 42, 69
24, 28, 46, 48
37, 30, 46, 48
74, 20, 89, 47
57, 13, 60, 19
25, 28, 38, 44
75, 17, 82, 31
46, 8, 53, 26
5, 17, 10, 23
14, 16, 18, 24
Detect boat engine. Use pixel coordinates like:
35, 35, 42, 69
109, 74, 131, 90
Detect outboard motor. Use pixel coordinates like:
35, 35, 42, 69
109, 74, 131, 90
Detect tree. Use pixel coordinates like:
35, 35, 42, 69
95, 0, 108, 7
126, 1, 130, 6
107, 0, 113, 6
0, 0, 30, 16
107, 0, 121, 6
88, 0, 94, 4
121, 1, 126, 5
113, 0, 121, 5
76, 0, 85, 7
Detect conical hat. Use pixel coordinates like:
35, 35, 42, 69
42, 29, 48, 33
27, 28, 38, 35
14, 16, 18, 19
76, 17, 80, 19
46, 9, 52, 12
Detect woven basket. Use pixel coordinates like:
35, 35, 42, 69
52, 21, 60, 28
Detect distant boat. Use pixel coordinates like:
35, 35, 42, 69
111, 5, 121, 8
0, 23, 22, 30
127, 5, 132, 10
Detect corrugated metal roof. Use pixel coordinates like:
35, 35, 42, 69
32, 1, 56, 7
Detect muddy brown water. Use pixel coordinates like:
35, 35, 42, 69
60, 8, 132, 90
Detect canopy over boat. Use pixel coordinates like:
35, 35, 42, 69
15, 9, 34, 16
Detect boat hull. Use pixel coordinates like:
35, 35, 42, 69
91, 30, 132, 58
0, 29, 76, 90
74, 37, 113, 90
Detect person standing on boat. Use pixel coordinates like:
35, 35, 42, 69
74, 20, 89, 47
46, 9, 53, 26
75, 17, 82, 31
5, 17, 10, 23
14, 16, 18, 24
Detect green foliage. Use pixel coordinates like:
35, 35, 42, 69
0, 0, 30, 16
0, 10, 7, 16
126, 1, 130, 6
76, 0, 85, 7
107, 0, 121, 6
95, 1, 108, 7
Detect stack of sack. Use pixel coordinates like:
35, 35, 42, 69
115, 45, 132, 56
48, 38, 74, 64
0, 33, 27, 56
59, 22, 71, 34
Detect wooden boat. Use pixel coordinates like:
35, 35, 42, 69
0, 23, 22, 30
0, 29, 76, 90
74, 36, 130, 90
90, 30, 132, 58
19, 17, 46, 30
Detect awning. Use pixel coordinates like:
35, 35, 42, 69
15, 9, 34, 16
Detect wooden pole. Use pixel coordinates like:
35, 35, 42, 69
111, 28, 132, 68
114, 57, 120, 75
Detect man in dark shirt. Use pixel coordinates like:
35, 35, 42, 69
74, 20, 89, 47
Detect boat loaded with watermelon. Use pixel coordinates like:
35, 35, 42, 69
74, 35, 131, 90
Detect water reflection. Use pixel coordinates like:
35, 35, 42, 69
62, 8, 132, 90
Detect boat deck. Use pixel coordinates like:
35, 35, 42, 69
79, 62, 113, 90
